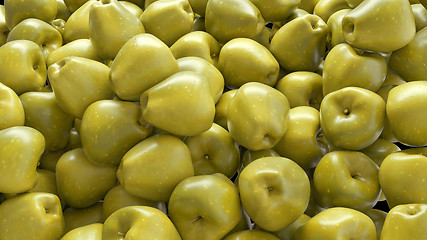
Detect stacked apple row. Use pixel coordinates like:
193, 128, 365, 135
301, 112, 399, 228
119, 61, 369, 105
1, 0, 427, 239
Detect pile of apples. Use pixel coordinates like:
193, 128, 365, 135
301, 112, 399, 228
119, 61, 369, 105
0, 0, 427, 239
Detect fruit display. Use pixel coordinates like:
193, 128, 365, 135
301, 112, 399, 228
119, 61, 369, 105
0, 0, 427, 239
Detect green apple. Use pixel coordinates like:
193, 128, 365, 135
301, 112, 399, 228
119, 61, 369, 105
0, 6, 8, 47
64, 0, 91, 12
239, 157, 310, 231
299, 0, 321, 13
29, 169, 58, 196
110, 33, 179, 101
364, 209, 387, 240
63, 0, 97, 43
170, 31, 221, 66
0, 192, 64, 240
380, 204, 427, 240
296, 207, 376, 240
39, 150, 65, 172
273, 106, 328, 170
7, 18, 62, 59
119, 1, 144, 18
103, 184, 158, 220
386, 81, 427, 146
47, 39, 102, 67
56, 0, 72, 20
412, 4, 427, 32
224, 230, 280, 240
60, 223, 103, 240
48, 56, 114, 118
218, 38, 279, 89
322, 43, 387, 96
56, 148, 116, 208
0, 82, 24, 130
117, 134, 194, 202
270, 14, 327, 72
205, 0, 265, 44
103, 206, 181, 240
50, 18, 66, 36
249, 0, 300, 22
140, 0, 194, 46
275, 71, 323, 110
0, 40, 46, 95
140, 71, 215, 136
20, 92, 75, 151
320, 87, 386, 150
185, 123, 240, 178
379, 151, 427, 208
269, 214, 311, 240
227, 82, 290, 151
168, 173, 241, 240
4, 0, 58, 30
63, 203, 104, 233
241, 149, 280, 171
361, 138, 400, 167
89, 0, 145, 60
313, 151, 381, 211
342, 0, 415, 52
313, 0, 351, 22
80, 100, 152, 166
214, 89, 238, 130
326, 9, 351, 49
177, 56, 224, 103
0, 126, 45, 194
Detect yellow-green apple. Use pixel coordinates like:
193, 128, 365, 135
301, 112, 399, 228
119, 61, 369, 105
0, 40, 46, 95
80, 100, 152, 166
48, 56, 114, 118
184, 123, 240, 178
89, 0, 144, 60
109, 33, 179, 101
227, 82, 290, 151
168, 173, 241, 240
140, 71, 215, 136
218, 38, 279, 89
296, 207, 376, 240
56, 148, 116, 208
0, 126, 45, 194
20, 91, 74, 151
273, 106, 328, 170
0, 192, 64, 240
275, 71, 323, 110
239, 157, 310, 231
320, 87, 386, 150
313, 151, 381, 211
117, 134, 194, 202
380, 204, 427, 240
103, 206, 181, 240
379, 151, 427, 208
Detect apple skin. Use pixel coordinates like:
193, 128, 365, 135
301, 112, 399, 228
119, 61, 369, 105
313, 151, 381, 211
0, 192, 64, 240
103, 206, 182, 240
239, 157, 310, 232
379, 151, 427, 208
185, 123, 240, 178
0, 40, 46, 95
386, 81, 427, 147
168, 173, 242, 240
0, 126, 45, 194
4, 0, 58, 30
380, 204, 427, 240
296, 207, 377, 240
227, 82, 290, 151
63, 202, 104, 234
320, 86, 386, 150
0, 82, 25, 130
60, 223, 103, 240
117, 134, 194, 202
